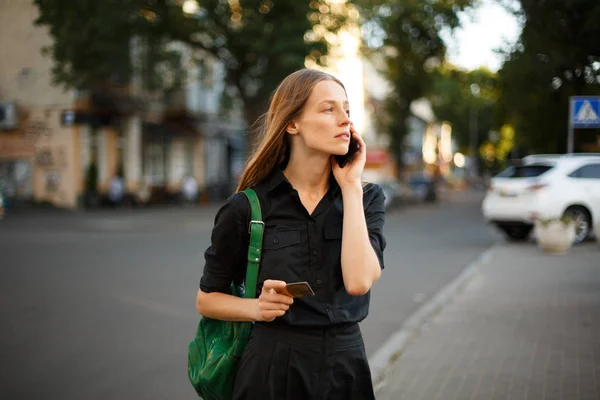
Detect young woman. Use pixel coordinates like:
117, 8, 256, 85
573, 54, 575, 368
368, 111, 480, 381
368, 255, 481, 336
196, 69, 386, 400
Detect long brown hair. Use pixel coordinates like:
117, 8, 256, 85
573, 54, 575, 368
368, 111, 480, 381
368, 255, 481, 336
236, 69, 346, 192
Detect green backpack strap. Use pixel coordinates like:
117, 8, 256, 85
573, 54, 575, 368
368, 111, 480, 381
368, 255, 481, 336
241, 189, 263, 299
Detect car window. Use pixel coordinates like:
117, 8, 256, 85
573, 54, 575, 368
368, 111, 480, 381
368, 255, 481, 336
494, 166, 515, 178
408, 176, 430, 184
568, 163, 600, 179
495, 164, 554, 178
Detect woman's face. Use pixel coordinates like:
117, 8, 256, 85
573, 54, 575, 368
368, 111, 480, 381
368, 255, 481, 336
288, 80, 351, 157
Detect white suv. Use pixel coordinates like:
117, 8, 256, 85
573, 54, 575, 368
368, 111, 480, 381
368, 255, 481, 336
482, 153, 600, 243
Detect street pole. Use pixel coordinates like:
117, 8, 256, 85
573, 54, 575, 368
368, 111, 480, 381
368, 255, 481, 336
469, 104, 477, 179
469, 83, 480, 181
567, 97, 574, 153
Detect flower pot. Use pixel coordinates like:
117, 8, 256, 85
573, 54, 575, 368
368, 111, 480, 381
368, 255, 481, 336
534, 219, 576, 254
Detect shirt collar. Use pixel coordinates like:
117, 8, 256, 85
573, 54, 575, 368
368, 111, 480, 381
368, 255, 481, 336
267, 167, 341, 198
267, 167, 292, 192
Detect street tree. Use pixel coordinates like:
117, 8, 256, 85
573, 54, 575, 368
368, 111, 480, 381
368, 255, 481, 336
34, 0, 351, 139
428, 65, 499, 152
157, 0, 351, 132
428, 64, 516, 174
34, 0, 179, 93
497, 0, 600, 153
355, 0, 475, 171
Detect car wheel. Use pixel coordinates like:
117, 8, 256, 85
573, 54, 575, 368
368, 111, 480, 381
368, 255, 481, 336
498, 224, 533, 241
563, 206, 592, 244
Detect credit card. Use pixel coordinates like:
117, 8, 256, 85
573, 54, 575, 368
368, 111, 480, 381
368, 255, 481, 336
281, 281, 315, 298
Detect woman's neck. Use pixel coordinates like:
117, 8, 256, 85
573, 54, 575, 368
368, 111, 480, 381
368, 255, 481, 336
282, 156, 330, 199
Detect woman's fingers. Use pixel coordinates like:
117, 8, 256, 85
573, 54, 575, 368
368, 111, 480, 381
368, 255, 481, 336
261, 310, 286, 321
259, 292, 293, 309
262, 279, 287, 292
258, 279, 296, 321
258, 299, 288, 322
261, 280, 294, 304
264, 291, 294, 305
260, 301, 290, 311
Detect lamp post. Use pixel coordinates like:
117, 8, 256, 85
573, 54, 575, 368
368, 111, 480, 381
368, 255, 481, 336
469, 83, 480, 181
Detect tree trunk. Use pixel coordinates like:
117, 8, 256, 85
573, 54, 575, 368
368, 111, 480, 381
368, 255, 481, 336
389, 104, 411, 179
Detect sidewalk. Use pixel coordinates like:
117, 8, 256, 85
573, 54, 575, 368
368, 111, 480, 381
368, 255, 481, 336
375, 242, 600, 400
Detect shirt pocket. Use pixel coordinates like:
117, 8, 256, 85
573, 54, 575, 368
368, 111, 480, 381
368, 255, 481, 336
324, 222, 343, 240
263, 229, 301, 249
261, 229, 303, 279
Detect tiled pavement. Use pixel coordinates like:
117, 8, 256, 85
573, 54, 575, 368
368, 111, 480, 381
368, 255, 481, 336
376, 242, 600, 400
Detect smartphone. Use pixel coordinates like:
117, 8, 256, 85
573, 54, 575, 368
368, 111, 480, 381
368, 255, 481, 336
335, 136, 360, 168
281, 281, 316, 298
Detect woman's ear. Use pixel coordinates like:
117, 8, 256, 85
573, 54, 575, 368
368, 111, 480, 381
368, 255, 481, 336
286, 121, 299, 135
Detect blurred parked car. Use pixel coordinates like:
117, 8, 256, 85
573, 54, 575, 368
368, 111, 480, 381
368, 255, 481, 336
407, 172, 437, 203
482, 153, 600, 243
379, 172, 438, 210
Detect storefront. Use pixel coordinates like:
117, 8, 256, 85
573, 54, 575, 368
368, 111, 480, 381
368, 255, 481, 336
0, 133, 35, 206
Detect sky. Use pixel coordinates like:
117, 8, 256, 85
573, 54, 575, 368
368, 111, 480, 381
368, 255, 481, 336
441, 0, 522, 72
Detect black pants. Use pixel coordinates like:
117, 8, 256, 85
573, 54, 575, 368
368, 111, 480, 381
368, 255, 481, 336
232, 322, 375, 400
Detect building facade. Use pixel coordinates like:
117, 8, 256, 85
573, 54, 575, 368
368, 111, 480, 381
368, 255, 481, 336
0, 0, 244, 209
0, 0, 79, 208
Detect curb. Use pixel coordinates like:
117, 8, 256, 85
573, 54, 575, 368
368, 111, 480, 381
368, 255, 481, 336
368, 246, 496, 392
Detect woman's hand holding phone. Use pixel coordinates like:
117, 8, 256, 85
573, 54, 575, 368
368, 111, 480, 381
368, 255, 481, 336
256, 279, 294, 322
331, 123, 366, 191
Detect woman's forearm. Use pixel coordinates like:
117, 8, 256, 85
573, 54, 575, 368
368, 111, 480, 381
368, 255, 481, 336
196, 289, 259, 322
340, 184, 382, 296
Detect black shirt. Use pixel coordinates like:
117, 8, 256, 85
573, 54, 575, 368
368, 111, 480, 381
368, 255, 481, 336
199, 168, 386, 327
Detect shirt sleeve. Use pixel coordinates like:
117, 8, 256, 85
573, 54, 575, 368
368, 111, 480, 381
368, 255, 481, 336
364, 184, 386, 269
199, 192, 250, 293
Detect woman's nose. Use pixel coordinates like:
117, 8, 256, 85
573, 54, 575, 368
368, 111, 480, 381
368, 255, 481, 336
339, 111, 351, 126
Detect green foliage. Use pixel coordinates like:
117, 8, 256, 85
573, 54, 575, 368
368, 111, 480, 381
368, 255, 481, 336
536, 214, 575, 227
497, 0, 600, 153
356, 0, 476, 169
117, 163, 125, 179
34, 0, 187, 92
34, 0, 142, 89
158, 0, 347, 124
428, 65, 500, 151
85, 162, 98, 194
34, 0, 348, 142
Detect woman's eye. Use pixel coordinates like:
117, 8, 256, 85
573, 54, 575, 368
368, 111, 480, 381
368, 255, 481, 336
345, 110, 350, 116
325, 107, 333, 112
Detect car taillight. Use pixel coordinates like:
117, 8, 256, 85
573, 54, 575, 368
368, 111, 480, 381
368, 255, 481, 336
527, 183, 547, 191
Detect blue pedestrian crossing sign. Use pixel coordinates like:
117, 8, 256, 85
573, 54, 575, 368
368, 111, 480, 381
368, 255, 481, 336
570, 96, 600, 128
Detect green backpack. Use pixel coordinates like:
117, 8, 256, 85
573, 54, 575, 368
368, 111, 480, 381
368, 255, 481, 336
188, 189, 264, 400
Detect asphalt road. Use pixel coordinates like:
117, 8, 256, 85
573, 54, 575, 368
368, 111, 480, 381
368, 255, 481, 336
0, 191, 499, 399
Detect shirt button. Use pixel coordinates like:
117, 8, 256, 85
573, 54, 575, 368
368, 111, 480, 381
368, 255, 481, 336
309, 220, 314, 225
312, 249, 318, 256
273, 238, 279, 244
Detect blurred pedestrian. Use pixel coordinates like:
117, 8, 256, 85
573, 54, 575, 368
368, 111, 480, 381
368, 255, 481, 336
182, 175, 198, 206
108, 175, 124, 208
195, 69, 386, 400
0, 191, 4, 220
0, 176, 6, 220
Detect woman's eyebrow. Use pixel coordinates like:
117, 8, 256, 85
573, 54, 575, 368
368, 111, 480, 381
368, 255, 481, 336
319, 100, 350, 107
